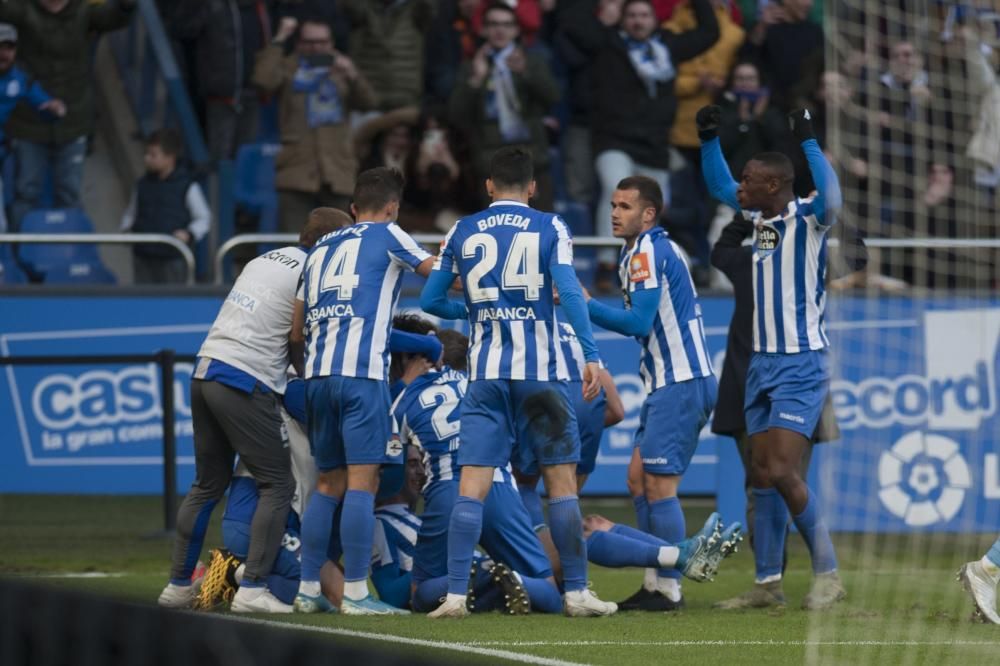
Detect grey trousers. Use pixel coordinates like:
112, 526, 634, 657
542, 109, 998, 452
170, 380, 294, 584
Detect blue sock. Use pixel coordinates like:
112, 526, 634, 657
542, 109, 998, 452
753, 487, 789, 581
587, 530, 661, 568
632, 494, 650, 532
648, 496, 684, 580
988, 538, 1000, 568
446, 496, 484, 595
792, 489, 838, 575
549, 495, 587, 592
340, 489, 375, 584
520, 575, 562, 613
519, 483, 546, 531
299, 491, 340, 584
610, 522, 671, 547
412, 576, 448, 612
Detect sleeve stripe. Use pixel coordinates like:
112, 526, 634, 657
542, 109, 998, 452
551, 215, 573, 265
389, 223, 432, 262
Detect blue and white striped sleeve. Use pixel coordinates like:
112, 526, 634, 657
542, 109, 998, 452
625, 236, 661, 293
387, 223, 432, 270
548, 215, 574, 267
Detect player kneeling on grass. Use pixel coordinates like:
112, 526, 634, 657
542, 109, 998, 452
195, 379, 343, 612
390, 322, 565, 616
698, 103, 845, 610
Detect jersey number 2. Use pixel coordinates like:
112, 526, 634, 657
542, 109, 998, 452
418, 384, 462, 440
462, 232, 544, 303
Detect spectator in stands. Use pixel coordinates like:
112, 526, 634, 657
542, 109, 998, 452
448, 2, 561, 209
877, 40, 933, 120
715, 61, 788, 183
468, 0, 552, 47
740, 0, 823, 111
121, 129, 210, 284
962, 24, 1000, 200
0, 0, 135, 231
253, 16, 377, 232
340, 0, 434, 112
274, 0, 351, 50
0, 23, 65, 233
170, 0, 274, 164
665, 0, 744, 283
425, 0, 480, 107
560, 0, 718, 289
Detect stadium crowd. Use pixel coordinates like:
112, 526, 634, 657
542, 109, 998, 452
0, 0, 995, 289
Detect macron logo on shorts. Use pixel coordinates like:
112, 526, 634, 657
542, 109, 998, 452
779, 412, 806, 425
642, 457, 668, 465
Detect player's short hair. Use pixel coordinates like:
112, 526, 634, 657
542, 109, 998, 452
489, 146, 534, 190
437, 329, 469, 372
483, 2, 517, 21
299, 207, 353, 248
352, 167, 405, 213
615, 175, 663, 217
389, 313, 438, 382
751, 151, 795, 182
145, 128, 183, 158
622, 0, 656, 13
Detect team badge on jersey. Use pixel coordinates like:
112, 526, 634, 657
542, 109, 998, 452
756, 225, 781, 253
386, 437, 403, 457
629, 252, 652, 282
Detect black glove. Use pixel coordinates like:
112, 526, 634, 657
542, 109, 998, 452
788, 108, 816, 142
695, 105, 721, 141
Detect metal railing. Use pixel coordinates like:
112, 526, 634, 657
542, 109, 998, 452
0, 233, 197, 285
213, 232, 1000, 285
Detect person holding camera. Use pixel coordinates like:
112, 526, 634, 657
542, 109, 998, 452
253, 16, 378, 232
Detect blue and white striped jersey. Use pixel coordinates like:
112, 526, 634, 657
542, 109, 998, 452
392, 367, 517, 489
618, 227, 713, 393
434, 201, 573, 381
556, 321, 586, 382
372, 503, 421, 573
300, 222, 430, 381
744, 196, 831, 354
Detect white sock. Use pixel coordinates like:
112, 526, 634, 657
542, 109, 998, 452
344, 580, 369, 601
643, 568, 657, 592
981, 555, 1000, 581
655, 577, 681, 602
756, 574, 782, 585
237, 585, 264, 600
445, 592, 467, 604
234, 564, 245, 585
298, 580, 321, 597
657, 546, 680, 568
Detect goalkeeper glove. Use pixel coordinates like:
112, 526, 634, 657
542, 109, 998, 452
695, 104, 721, 141
788, 108, 816, 142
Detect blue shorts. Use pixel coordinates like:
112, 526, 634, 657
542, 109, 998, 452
306, 376, 399, 470
514, 383, 605, 477
459, 379, 580, 469
635, 375, 717, 475
222, 519, 301, 605
412, 479, 553, 584
745, 350, 829, 438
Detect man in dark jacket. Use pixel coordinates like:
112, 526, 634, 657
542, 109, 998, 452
560, 0, 718, 279
171, 0, 274, 163
709, 211, 867, 608
0, 0, 135, 229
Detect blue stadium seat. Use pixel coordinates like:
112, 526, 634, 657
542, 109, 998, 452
43, 261, 117, 285
258, 99, 280, 143
17, 208, 99, 276
234, 143, 280, 239
0, 243, 28, 284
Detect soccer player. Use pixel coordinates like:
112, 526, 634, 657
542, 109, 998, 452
392, 325, 564, 615
371, 445, 426, 610
584, 175, 725, 611
420, 146, 616, 617
959, 540, 1000, 624
698, 103, 846, 609
292, 167, 435, 615
157, 209, 347, 613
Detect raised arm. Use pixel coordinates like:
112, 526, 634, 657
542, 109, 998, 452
389, 328, 443, 362
789, 109, 842, 224
696, 105, 740, 209
660, 0, 720, 64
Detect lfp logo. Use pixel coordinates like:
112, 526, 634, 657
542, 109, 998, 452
878, 431, 971, 527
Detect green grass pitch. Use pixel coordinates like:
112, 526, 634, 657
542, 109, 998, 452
3, 494, 1000, 665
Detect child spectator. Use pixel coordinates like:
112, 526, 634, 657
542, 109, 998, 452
0, 23, 65, 232
121, 129, 210, 284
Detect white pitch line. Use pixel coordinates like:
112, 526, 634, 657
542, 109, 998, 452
219, 615, 590, 666
463, 640, 1000, 648
20, 572, 127, 579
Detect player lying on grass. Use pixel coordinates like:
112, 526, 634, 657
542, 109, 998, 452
583, 175, 723, 611
959, 537, 1000, 625
698, 103, 845, 610
390, 321, 564, 615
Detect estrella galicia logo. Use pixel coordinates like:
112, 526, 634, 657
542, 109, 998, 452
755, 225, 780, 253
878, 431, 971, 527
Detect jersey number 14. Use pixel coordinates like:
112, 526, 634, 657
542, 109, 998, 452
306, 237, 361, 302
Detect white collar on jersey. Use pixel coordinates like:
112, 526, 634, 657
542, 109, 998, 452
489, 200, 529, 208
